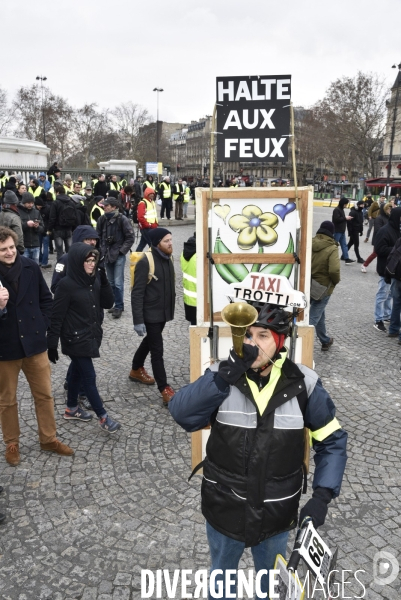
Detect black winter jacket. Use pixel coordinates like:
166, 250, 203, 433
374, 207, 401, 276
48, 194, 78, 232
372, 205, 390, 246
93, 180, 108, 197
332, 206, 347, 233
0, 255, 52, 360
131, 247, 175, 324
47, 243, 114, 357
18, 205, 44, 248
36, 197, 53, 230
347, 206, 363, 235
169, 356, 347, 547
96, 211, 134, 264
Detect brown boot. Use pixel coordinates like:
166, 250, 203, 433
128, 367, 155, 385
40, 439, 74, 456
160, 386, 175, 407
5, 443, 20, 466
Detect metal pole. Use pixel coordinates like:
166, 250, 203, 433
156, 91, 159, 164
41, 80, 46, 146
290, 102, 300, 362
208, 105, 219, 362
386, 65, 401, 198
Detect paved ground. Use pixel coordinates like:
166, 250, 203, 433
0, 205, 400, 599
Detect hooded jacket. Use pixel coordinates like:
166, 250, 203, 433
374, 207, 401, 276
372, 204, 391, 246
332, 199, 349, 234
51, 225, 100, 293
311, 231, 340, 296
47, 243, 114, 358
48, 194, 78, 231
347, 205, 364, 234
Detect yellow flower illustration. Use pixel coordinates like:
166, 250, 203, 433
228, 205, 278, 250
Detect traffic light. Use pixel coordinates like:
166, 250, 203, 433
165, 165, 171, 171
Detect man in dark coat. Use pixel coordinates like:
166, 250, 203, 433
94, 174, 108, 198
169, 303, 347, 598
129, 228, 176, 406
373, 207, 401, 332
346, 200, 364, 263
48, 184, 79, 260
18, 192, 44, 265
0, 226, 74, 466
332, 197, 354, 264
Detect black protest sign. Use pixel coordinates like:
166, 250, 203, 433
216, 75, 291, 162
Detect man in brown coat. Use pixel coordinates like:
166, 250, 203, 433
309, 220, 340, 350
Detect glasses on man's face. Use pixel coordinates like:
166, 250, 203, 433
85, 258, 96, 264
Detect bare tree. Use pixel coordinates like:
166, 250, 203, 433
0, 87, 13, 135
111, 102, 151, 159
72, 103, 111, 168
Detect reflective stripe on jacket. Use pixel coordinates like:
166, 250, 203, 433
159, 182, 171, 198
142, 199, 158, 224
180, 252, 197, 306
183, 187, 191, 203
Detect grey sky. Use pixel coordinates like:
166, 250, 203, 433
4, 0, 401, 126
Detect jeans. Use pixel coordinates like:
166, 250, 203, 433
0, 352, 56, 445
66, 361, 86, 397
105, 254, 126, 310
175, 200, 183, 220
389, 279, 401, 338
132, 321, 167, 391
347, 232, 362, 260
333, 232, 348, 259
54, 229, 72, 260
374, 276, 392, 322
366, 219, 374, 240
67, 356, 106, 419
136, 228, 151, 252
309, 295, 331, 344
39, 233, 49, 265
183, 202, 189, 217
23, 247, 40, 264
206, 522, 289, 600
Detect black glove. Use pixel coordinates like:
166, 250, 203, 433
48, 348, 59, 364
98, 267, 108, 286
359, 232, 363, 236
299, 487, 332, 529
218, 344, 259, 385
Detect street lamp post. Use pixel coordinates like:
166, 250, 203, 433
36, 75, 47, 146
153, 88, 164, 179
386, 62, 401, 198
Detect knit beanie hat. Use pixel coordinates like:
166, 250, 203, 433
147, 227, 171, 247
270, 330, 286, 352
3, 190, 19, 205
317, 220, 335, 237
21, 192, 35, 204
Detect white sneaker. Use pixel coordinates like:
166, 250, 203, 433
361, 265, 367, 273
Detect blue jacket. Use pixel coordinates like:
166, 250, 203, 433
0, 256, 52, 360
169, 358, 347, 546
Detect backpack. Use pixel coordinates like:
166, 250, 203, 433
58, 199, 78, 228
385, 238, 401, 281
129, 250, 157, 289
131, 198, 140, 224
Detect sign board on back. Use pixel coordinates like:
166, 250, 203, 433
216, 75, 291, 162
145, 162, 158, 175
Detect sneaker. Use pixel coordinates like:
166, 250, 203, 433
374, 321, 387, 332
345, 259, 355, 264
383, 317, 391, 322
112, 308, 123, 319
364, 238, 368, 243
40, 439, 74, 456
98, 415, 121, 434
78, 395, 93, 411
107, 307, 115, 313
64, 407, 93, 422
357, 258, 365, 264
129, 367, 155, 385
321, 338, 334, 351
161, 385, 175, 407
361, 265, 367, 273
5, 442, 20, 466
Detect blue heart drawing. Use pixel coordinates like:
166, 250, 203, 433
273, 201, 296, 221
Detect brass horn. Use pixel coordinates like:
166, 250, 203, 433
221, 302, 258, 358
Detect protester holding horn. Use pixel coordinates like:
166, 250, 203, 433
169, 301, 347, 599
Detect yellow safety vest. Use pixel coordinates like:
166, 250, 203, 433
183, 186, 191, 203
144, 180, 156, 190
92, 179, 98, 189
0, 176, 8, 188
230, 183, 238, 188
30, 186, 43, 198
48, 186, 55, 200
64, 184, 73, 194
180, 253, 197, 307
173, 183, 184, 201
160, 182, 171, 198
90, 204, 104, 227
109, 181, 121, 191
75, 180, 86, 189
141, 199, 158, 224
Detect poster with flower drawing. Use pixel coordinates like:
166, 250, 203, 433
212, 197, 298, 314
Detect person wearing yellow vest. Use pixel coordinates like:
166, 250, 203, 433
29, 179, 45, 198
63, 175, 74, 195
74, 175, 87, 189
136, 187, 159, 251
180, 233, 197, 325
89, 197, 105, 227
143, 175, 156, 192
230, 177, 239, 187
159, 176, 172, 220
108, 175, 121, 193
173, 178, 185, 220
183, 181, 191, 219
